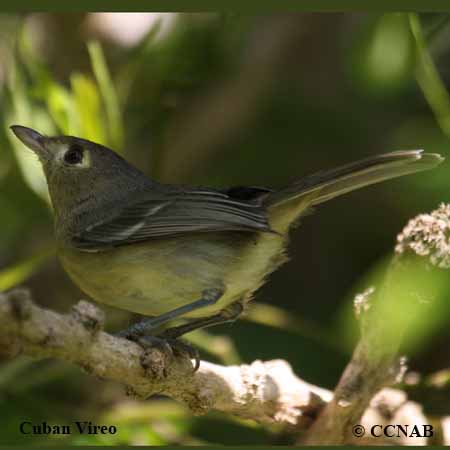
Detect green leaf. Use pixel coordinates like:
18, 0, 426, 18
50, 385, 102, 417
351, 13, 414, 96
409, 13, 450, 138
46, 83, 74, 135
337, 252, 450, 355
87, 41, 124, 151
71, 73, 107, 144
5, 61, 54, 202
246, 302, 343, 352
0, 248, 54, 292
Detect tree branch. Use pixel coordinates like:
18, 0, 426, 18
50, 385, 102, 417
304, 203, 450, 444
0, 290, 331, 424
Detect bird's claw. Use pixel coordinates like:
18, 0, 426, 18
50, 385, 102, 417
161, 336, 200, 372
117, 331, 200, 373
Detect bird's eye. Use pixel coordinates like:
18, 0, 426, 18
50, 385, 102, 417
64, 144, 84, 165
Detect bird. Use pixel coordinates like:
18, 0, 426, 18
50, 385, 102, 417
10, 125, 444, 364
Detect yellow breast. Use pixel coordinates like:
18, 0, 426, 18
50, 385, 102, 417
58, 231, 286, 319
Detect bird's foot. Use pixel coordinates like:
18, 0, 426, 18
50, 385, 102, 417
116, 331, 200, 374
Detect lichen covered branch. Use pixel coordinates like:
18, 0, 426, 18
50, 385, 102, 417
304, 203, 450, 444
0, 289, 332, 425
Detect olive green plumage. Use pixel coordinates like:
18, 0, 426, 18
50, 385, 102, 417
11, 125, 444, 330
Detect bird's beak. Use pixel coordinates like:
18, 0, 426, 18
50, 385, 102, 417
10, 125, 47, 156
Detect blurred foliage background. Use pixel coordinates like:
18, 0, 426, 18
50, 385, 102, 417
0, 12, 449, 445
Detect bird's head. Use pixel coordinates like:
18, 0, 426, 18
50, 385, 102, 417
10, 125, 151, 219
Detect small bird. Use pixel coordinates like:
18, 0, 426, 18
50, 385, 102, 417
11, 125, 444, 362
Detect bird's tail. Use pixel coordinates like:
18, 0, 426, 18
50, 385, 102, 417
265, 150, 444, 232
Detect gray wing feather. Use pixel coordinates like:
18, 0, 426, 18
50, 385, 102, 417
72, 189, 272, 250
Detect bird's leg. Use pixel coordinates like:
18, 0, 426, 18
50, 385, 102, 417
116, 288, 224, 372
161, 301, 244, 339
116, 287, 223, 339
137, 302, 243, 371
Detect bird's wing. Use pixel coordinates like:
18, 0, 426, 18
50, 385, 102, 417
72, 188, 272, 251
